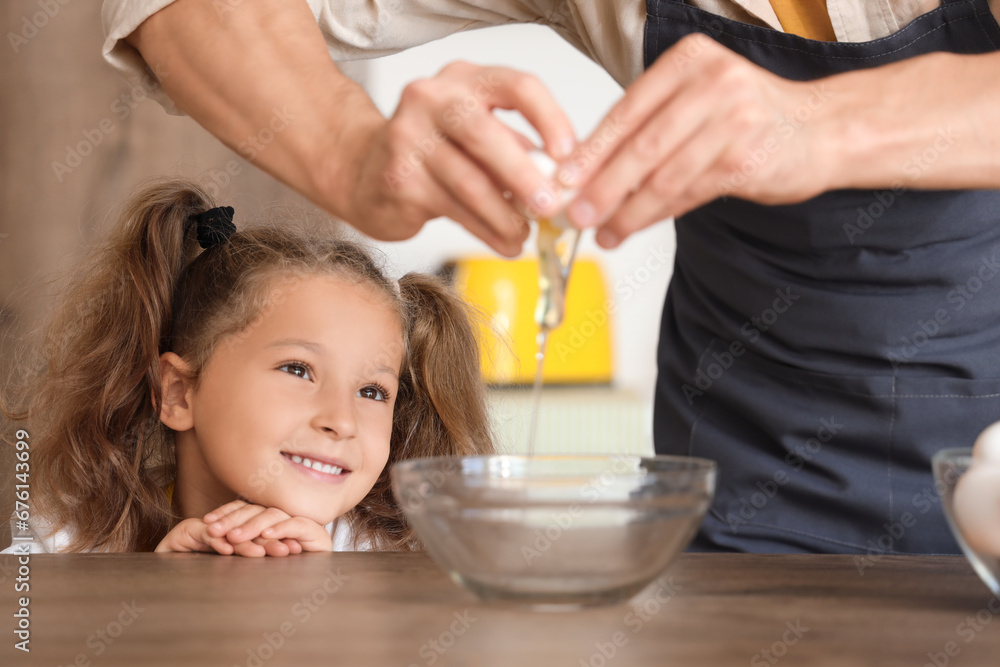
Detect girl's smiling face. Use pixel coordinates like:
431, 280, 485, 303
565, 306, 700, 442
161, 273, 404, 525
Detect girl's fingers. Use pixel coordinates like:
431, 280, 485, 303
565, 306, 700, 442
203, 499, 248, 524
224, 537, 303, 557
223, 507, 292, 544
230, 537, 291, 557
203, 533, 236, 555
156, 519, 235, 555
232, 540, 268, 558
171, 508, 326, 556
205, 503, 272, 538
257, 538, 291, 558
194, 504, 329, 555
260, 517, 333, 551
193, 521, 237, 555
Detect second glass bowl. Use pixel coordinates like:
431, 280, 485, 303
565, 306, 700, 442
932, 448, 1000, 596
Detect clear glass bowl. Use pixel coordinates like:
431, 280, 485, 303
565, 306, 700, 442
390, 455, 716, 609
932, 448, 1000, 596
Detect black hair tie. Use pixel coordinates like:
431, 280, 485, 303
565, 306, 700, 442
191, 206, 236, 249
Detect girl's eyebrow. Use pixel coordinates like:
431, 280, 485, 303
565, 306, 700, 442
373, 364, 399, 380
267, 338, 324, 354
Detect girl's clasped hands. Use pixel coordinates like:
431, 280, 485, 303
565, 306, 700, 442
157, 500, 333, 556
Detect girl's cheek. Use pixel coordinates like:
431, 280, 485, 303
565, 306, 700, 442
375, 438, 392, 470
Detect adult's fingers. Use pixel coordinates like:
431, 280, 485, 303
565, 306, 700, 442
461, 64, 576, 161
572, 75, 710, 231
560, 34, 722, 224
431, 64, 572, 216
426, 140, 532, 251
503, 125, 540, 152
428, 176, 530, 257
442, 106, 559, 215
595, 115, 731, 248
389, 161, 527, 256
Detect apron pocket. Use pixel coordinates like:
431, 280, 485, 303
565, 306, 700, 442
686, 339, 999, 553
888, 375, 1000, 553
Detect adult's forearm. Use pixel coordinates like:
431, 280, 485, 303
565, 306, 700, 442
827, 50, 1000, 192
127, 0, 383, 216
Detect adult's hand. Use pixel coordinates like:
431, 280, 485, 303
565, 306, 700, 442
343, 61, 577, 256
560, 33, 1000, 248
127, 0, 576, 257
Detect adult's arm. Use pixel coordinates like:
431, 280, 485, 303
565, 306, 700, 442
119, 0, 577, 256
558, 34, 1000, 247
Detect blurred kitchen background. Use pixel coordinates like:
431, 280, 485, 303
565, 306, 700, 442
0, 2, 676, 546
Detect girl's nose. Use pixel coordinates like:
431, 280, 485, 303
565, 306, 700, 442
311, 393, 358, 439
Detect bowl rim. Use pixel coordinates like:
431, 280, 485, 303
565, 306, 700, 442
931, 447, 974, 465
390, 453, 718, 479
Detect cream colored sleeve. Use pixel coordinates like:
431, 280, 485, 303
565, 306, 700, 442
101, 0, 549, 116
102, 0, 203, 115
312, 0, 549, 61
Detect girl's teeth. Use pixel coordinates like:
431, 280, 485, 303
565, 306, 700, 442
285, 453, 343, 475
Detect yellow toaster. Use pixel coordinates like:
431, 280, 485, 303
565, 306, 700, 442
445, 255, 613, 384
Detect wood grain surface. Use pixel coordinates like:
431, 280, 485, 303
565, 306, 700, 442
1, 552, 998, 666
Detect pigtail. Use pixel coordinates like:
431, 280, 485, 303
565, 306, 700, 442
394, 274, 494, 458
351, 273, 495, 550
7, 179, 212, 551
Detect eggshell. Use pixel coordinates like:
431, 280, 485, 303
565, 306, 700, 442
953, 461, 1000, 557
528, 149, 576, 229
529, 150, 558, 180
972, 421, 1000, 464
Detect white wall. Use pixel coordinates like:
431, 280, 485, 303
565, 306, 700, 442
348, 23, 676, 404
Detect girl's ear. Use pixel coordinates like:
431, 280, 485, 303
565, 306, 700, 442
158, 352, 195, 431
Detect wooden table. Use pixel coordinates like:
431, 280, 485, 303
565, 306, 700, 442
1, 553, 997, 666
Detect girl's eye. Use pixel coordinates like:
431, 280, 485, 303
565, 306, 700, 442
357, 385, 389, 402
278, 362, 313, 380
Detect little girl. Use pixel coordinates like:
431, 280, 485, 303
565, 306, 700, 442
1, 179, 494, 555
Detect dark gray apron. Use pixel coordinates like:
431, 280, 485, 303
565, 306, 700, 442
649, 0, 1000, 553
